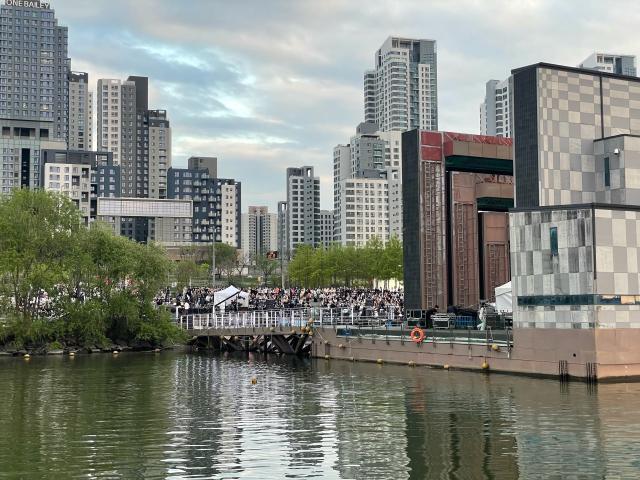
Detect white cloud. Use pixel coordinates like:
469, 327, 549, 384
54, 0, 640, 211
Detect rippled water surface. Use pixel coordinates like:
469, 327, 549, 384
1, 352, 640, 479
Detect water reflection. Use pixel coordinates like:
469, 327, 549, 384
1, 352, 640, 478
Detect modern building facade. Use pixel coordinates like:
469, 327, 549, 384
96, 78, 132, 166
285, 166, 320, 252
318, 209, 333, 248
68, 71, 93, 150
480, 78, 512, 138
0, 120, 66, 192
40, 148, 115, 224
578, 52, 637, 76
167, 163, 241, 248
333, 123, 404, 246
277, 201, 288, 258
0, 0, 69, 142
241, 206, 278, 258
96, 197, 193, 246
97, 77, 171, 199
508, 62, 640, 379
403, 130, 513, 313
364, 36, 438, 132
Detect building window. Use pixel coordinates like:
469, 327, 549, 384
604, 156, 610, 188
550, 226, 558, 257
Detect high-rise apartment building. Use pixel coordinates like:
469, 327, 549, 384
364, 36, 438, 132
0, 1, 69, 141
480, 79, 511, 138
578, 52, 637, 76
68, 72, 93, 150
318, 210, 333, 248
333, 123, 403, 246
241, 206, 278, 258
167, 162, 241, 248
0, 1, 69, 192
96, 78, 131, 166
147, 109, 170, 199
97, 76, 171, 199
285, 166, 320, 252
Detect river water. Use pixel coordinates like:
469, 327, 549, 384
1, 352, 639, 479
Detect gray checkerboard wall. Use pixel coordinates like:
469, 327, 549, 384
536, 67, 640, 207
511, 208, 595, 329
511, 207, 640, 329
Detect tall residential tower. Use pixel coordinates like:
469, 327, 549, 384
364, 36, 438, 132
68, 71, 93, 150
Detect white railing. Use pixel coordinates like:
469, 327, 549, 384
176, 307, 404, 331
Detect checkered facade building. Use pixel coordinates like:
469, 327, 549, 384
511, 63, 640, 329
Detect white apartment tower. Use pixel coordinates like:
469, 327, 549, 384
479, 78, 511, 138
97, 77, 171, 198
364, 36, 438, 132
286, 166, 320, 252
333, 123, 403, 246
97, 78, 132, 166
68, 72, 93, 151
241, 206, 278, 258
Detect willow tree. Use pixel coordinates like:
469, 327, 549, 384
0, 189, 81, 317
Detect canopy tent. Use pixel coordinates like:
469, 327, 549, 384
213, 286, 242, 309
494, 281, 512, 312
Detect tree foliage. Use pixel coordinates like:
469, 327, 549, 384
0, 189, 183, 349
288, 237, 403, 288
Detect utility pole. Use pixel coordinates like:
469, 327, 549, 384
211, 237, 216, 287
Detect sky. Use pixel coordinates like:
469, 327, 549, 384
53, 0, 640, 210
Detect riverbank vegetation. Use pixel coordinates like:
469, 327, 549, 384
0, 189, 184, 352
288, 237, 403, 288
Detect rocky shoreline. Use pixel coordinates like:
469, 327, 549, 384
0, 342, 186, 357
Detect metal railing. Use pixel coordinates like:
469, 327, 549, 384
176, 307, 404, 331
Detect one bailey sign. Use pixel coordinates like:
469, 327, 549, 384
5, 0, 51, 9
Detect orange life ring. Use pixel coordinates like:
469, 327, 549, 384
410, 327, 425, 343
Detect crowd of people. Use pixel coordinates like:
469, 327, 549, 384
155, 286, 404, 318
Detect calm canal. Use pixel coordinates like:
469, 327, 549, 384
1, 352, 639, 479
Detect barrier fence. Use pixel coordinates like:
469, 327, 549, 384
175, 307, 512, 349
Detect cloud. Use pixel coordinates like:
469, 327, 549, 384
53, 0, 640, 210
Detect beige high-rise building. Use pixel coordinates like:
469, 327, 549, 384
68, 72, 93, 151
241, 206, 278, 258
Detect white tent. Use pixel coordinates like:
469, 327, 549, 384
214, 286, 242, 309
495, 281, 512, 312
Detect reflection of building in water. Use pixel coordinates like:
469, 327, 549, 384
327, 362, 411, 479
404, 374, 519, 479
509, 379, 606, 478
168, 355, 244, 477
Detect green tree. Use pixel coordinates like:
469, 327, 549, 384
254, 253, 278, 286
0, 191, 182, 349
0, 189, 81, 317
